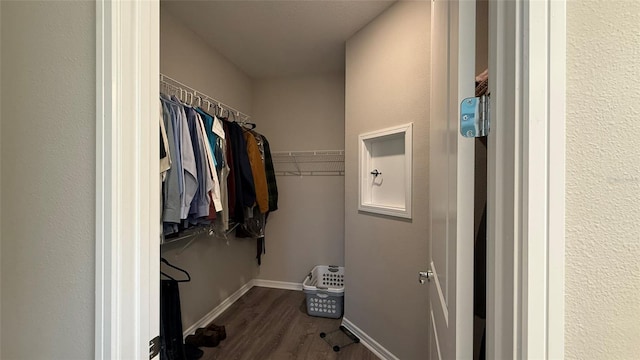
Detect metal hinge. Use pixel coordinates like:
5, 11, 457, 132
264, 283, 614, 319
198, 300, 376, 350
149, 336, 160, 359
460, 94, 490, 138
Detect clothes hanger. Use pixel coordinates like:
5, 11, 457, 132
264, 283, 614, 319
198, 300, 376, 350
239, 120, 257, 130
185, 92, 194, 107
160, 257, 191, 282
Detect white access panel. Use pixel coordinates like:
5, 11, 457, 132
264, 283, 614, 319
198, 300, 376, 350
358, 123, 412, 219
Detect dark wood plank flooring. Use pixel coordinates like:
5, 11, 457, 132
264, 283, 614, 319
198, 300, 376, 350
197, 287, 378, 360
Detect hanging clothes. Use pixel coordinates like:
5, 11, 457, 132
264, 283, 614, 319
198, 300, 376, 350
235, 130, 278, 265
217, 125, 231, 231
195, 114, 221, 221
159, 76, 280, 265
262, 135, 278, 212
160, 97, 182, 225
160, 102, 172, 244
160, 103, 172, 178
172, 98, 198, 221
243, 130, 269, 214
194, 108, 223, 214
185, 107, 213, 219
226, 121, 256, 223
223, 121, 237, 221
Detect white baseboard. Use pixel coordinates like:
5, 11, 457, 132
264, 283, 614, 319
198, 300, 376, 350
341, 317, 399, 360
252, 279, 303, 291
183, 280, 254, 338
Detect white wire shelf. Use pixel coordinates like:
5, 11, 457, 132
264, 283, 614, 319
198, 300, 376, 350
272, 150, 345, 176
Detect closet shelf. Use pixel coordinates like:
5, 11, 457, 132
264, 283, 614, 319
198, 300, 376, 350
272, 150, 345, 176
160, 73, 251, 122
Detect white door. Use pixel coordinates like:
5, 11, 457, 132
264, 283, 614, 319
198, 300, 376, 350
427, 0, 476, 358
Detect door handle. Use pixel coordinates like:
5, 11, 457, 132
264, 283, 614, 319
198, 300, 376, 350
418, 270, 434, 284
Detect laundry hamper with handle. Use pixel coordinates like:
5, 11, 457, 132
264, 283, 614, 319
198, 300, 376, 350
303, 265, 345, 319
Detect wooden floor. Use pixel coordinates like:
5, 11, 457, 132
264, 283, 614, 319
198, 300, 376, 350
198, 287, 378, 360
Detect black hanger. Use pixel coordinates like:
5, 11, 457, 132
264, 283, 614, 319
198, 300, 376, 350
160, 258, 191, 283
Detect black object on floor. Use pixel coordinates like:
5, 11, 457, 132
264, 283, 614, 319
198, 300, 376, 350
184, 344, 204, 360
320, 325, 360, 352
185, 328, 221, 348
160, 280, 186, 360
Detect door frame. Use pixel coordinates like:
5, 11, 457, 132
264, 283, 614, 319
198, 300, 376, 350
94, 0, 566, 358
487, 0, 566, 359
95, 0, 160, 359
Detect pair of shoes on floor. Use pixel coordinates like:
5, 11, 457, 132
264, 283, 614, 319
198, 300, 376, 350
185, 328, 222, 348
205, 323, 227, 341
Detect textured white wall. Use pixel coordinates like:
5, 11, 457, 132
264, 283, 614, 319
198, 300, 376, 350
252, 74, 345, 282
566, 1, 640, 358
345, 2, 430, 358
0, 1, 95, 359
160, 8, 258, 329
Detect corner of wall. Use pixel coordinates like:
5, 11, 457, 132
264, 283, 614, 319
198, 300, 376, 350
0, 0, 4, 352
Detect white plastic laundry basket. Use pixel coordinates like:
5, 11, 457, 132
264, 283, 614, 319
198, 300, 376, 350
302, 265, 344, 319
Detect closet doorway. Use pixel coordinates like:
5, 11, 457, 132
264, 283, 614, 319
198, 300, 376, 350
158, 0, 480, 358
95, 0, 565, 358
158, 0, 419, 358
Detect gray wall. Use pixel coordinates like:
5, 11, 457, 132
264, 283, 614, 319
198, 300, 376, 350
160, 8, 258, 329
566, 1, 640, 358
0, 0, 3, 350
344, 2, 431, 359
0, 1, 96, 359
252, 74, 345, 282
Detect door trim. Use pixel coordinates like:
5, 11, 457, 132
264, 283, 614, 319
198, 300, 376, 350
95, 0, 160, 358
487, 0, 565, 359
94, 0, 566, 357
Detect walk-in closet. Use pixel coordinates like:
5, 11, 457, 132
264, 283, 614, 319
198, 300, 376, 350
157, 1, 488, 359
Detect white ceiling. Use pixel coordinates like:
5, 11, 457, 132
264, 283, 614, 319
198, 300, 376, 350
162, 0, 396, 79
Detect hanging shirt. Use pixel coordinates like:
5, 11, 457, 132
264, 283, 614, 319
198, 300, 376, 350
223, 121, 237, 220
226, 121, 256, 223
196, 113, 222, 212
215, 116, 229, 229
160, 97, 181, 224
159, 102, 172, 244
195, 108, 219, 168
244, 130, 269, 214
160, 102, 172, 178
261, 135, 278, 212
186, 108, 212, 218
173, 99, 198, 219
212, 115, 226, 170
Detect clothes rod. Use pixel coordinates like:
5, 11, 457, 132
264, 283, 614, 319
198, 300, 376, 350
160, 73, 251, 122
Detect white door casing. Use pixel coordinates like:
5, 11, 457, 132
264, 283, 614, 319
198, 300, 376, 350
428, 0, 476, 359
486, 1, 566, 359
93, 0, 566, 358
96, 0, 160, 359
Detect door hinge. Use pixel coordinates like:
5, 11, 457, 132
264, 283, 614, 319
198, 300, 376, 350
418, 270, 434, 284
460, 94, 490, 138
149, 335, 160, 359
